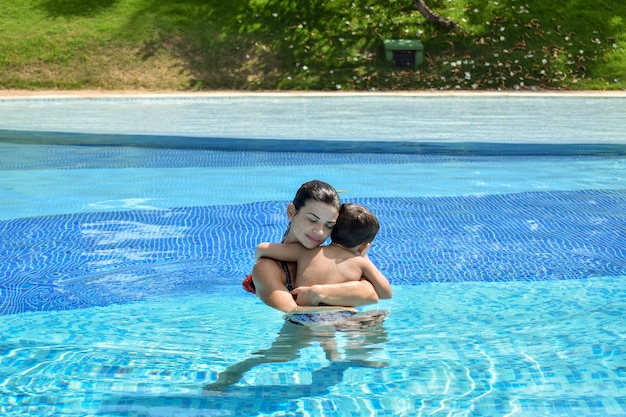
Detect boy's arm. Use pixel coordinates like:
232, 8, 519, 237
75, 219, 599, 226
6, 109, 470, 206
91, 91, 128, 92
255, 242, 306, 262
360, 259, 393, 300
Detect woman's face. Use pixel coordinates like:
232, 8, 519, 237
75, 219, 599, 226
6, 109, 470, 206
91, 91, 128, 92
286, 200, 339, 249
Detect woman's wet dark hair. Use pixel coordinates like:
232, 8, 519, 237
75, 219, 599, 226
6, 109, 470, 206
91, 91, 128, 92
292, 180, 341, 212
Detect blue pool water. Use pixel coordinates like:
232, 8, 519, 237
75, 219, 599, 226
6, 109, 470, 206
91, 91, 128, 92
0, 95, 625, 416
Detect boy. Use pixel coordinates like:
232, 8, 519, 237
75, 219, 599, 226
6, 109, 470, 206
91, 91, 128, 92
255, 203, 392, 302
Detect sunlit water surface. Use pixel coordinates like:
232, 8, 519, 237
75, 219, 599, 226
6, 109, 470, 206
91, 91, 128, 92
0, 95, 625, 416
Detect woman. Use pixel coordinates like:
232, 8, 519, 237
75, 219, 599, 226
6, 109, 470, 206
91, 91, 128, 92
245, 180, 380, 312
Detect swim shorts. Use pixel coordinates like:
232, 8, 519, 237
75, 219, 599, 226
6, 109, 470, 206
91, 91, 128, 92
242, 274, 256, 293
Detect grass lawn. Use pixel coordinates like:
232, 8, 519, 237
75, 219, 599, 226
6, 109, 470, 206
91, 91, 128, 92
1, 0, 625, 91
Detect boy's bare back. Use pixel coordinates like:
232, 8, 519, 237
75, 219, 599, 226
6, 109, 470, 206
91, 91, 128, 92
294, 244, 367, 288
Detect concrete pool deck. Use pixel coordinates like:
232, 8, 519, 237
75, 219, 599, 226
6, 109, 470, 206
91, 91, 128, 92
1, 91, 626, 154
1, 89, 626, 99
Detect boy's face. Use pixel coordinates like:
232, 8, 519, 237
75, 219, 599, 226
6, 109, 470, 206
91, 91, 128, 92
286, 200, 338, 249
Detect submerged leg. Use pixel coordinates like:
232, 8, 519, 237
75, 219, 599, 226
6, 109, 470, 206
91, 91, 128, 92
203, 322, 315, 391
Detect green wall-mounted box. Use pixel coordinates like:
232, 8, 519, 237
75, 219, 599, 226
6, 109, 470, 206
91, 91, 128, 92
383, 39, 424, 68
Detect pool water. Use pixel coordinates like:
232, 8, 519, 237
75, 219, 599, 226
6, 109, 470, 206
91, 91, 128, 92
0, 95, 625, 416
1, 279, 624, 416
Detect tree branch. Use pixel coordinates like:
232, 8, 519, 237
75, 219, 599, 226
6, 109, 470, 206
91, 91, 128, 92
412, 0, 464, 33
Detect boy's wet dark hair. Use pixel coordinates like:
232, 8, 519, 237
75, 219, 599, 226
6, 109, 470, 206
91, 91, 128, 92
292, 180, 341, 212
331, 203, 380, 248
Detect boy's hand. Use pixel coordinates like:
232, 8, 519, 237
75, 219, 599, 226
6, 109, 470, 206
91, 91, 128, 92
291, 286, 321, 306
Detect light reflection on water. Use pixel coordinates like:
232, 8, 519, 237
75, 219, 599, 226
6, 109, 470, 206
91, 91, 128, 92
0, 152, 624, 220
0, 95, 625, 416
1, 279, 624, 416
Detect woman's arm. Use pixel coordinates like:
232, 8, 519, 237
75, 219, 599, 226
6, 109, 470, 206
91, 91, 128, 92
253, 245, 383, 310
251, 257, 299, 312
292, 280, 379, 307
252, 257, 363, 312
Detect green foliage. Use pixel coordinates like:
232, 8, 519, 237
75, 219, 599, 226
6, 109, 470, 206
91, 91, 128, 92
0, 0, 624, 90
433, 0, 626, 90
